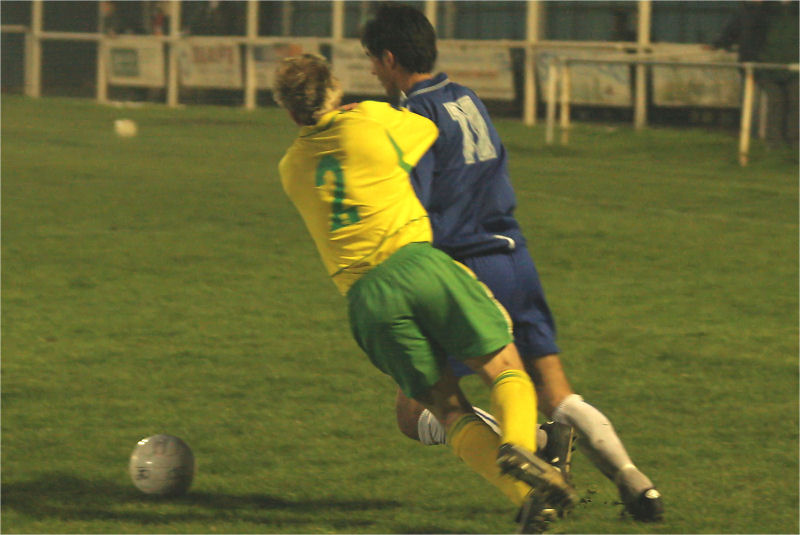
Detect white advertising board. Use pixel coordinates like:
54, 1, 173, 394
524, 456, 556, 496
437, 43, 514, 101
331, 41, 385, 95
178, 39, 242, 88
331, 41, 515, 100
254, 43, 320, 89
537, 49, 632, 107
652, 50, 740, 108
107, 38, 165, 87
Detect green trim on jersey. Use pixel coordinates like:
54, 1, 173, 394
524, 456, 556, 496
386, 131, 413, 173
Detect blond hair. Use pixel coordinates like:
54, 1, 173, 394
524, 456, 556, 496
273, 54, 343, 125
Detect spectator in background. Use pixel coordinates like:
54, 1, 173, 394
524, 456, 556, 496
757, 1, 799, 144
145, 1, 171, 36
186, 0, 244, 36
100, 1, 122, 36
611, 8, 637, 43
712, 0, 798, 144
186, 0, 225, 35
712, 0, 772, 62
100, 1, 147, 36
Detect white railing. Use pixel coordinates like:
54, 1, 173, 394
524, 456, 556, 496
3, 0, 797, 166
2, 0, 649, 121
0, 20, 655, 119
545, 56, 798, 165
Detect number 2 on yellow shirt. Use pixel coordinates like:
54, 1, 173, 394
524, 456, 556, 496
315, 155, 361, 231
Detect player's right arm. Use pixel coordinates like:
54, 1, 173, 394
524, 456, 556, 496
404, 99, 439, 211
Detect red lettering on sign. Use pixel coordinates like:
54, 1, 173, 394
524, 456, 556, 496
192, 45, 233, 64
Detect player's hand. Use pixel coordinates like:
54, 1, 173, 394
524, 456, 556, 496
339, 102, 359, 111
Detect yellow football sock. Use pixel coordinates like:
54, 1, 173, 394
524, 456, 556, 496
447, 413, 531, 506
490, 369, 538, 453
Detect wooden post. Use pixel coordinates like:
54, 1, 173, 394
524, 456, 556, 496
96, 2, 107, 103
634, 0, 651, 130
244, 0, 258, 110
25, 0, 43, 98
559, 62, 571, 145
739, 64, 755, 166
545, 61, 557, 145
332, 1, 344, 40
96, 39, 107, 103
523, 48, 536, 126
166, 1, 181, 107
443, 1, 456, 39
424, 1, 437, 29
523, 0, 541, 126
281, 2, 293, 37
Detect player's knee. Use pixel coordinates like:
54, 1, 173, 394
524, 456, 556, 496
464, 344, 526, 385
527, 354, 574, 417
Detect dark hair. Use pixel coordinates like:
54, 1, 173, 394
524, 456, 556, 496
361, 3, 436, 74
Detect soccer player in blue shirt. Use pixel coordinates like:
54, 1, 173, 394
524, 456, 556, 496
361, 3, 663, 523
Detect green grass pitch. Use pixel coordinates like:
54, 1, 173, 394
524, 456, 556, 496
2, 94, 797, 534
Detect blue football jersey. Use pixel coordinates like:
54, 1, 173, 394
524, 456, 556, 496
403, 72, 524, 259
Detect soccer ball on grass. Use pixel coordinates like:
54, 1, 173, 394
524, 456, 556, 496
114, 119, 138, 138
129, 434, 195, 496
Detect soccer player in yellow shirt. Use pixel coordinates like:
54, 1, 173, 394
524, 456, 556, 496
274, 54, 577, 531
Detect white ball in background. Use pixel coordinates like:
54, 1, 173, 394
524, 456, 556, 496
114, 119, 138, 138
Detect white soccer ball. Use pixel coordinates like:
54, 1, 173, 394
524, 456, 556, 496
129, 434, 195, 496
114, 119, 138, 138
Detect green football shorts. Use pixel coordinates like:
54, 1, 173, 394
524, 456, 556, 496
346, 242, 513, 399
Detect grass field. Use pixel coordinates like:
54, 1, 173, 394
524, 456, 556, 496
2, 94, 798, 534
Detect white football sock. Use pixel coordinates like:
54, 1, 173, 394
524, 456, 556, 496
417, 406, 547, 448
551, 393, 641, 483
417, 408, 447, 445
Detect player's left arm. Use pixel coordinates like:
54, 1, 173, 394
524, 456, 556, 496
410, 151, 435, 208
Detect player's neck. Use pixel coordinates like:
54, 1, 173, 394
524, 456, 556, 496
400, 72, 434, 94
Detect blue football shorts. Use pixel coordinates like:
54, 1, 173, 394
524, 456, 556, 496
447, 244, 559, 377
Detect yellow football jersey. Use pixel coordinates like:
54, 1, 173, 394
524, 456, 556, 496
279, 101, 438, 294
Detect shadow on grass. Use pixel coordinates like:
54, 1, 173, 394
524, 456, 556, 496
2, 472, 400, 529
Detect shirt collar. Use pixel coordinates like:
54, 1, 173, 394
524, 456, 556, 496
400, 73, 450, 106
298, 109, 339, 138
